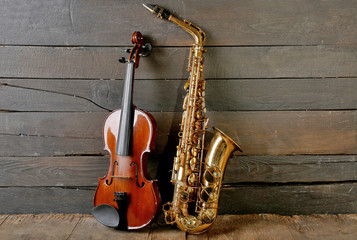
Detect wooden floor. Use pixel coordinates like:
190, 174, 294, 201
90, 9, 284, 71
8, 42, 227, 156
0, 214, 357, 240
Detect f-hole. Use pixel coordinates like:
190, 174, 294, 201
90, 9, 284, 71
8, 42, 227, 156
130, 162, 145, 188
106, 161, 119, 185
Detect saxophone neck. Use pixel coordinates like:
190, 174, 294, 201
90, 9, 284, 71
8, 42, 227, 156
143, 4, 206, 45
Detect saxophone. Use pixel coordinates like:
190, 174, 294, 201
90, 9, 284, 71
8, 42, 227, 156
143, 4, 242, 234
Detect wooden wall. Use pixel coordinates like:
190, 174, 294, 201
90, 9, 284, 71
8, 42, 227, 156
0, 0, 357, 215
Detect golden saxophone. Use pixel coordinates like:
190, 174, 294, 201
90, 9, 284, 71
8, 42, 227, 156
144, 4, 242, 234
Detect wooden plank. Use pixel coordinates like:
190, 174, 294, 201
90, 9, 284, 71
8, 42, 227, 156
0, 112, 106, 138
2, 78, 357, 112
219, 183, 357, 215
208, 110, 357, 155
0, 156, 108, 187
0, 135, 104, 157
0, 214, 9, 226
68, 215, 151, 240
205, 215, 298, 240
1, 214, 357, 240
0, 214, 81, 240
1, 183, 357, 215
0, 81, 105, 112
0, 79, 184, 112
1, 155, 356, 187
0, 46, 356, 79
207, 78, 357, 111
0, 187, 94, 214
285, 214, 357, 240
206, 214, 357, 240
0, 156, 159, 187
1, 110, 357, 156
148, 221, 186, 240
0, 0, 355, 46
224, 155, 357, 183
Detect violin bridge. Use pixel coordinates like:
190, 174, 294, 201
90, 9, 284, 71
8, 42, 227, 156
111, 176, 131, 179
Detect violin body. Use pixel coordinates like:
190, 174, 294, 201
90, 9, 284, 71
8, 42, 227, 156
93, 108, 160, 229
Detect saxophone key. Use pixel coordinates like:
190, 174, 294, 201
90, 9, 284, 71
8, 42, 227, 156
187, 172, 198, 186
189, 157, 198, 171
191, 133, 199, 144
196, 109, 203, 119
200, 209, 216, 224
191, 147, 198, 157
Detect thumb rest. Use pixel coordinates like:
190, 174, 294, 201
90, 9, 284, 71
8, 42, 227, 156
144, 4, 242, 234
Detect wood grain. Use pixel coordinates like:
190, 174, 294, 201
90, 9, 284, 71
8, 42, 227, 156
1, 214, 357, 240
0, 135, 104, 157
2, 78, 357, 112
207, 214, 357, 240
69, 215, 151, 240
0, 156, 109, 187
0, 0, 355, 46
0, 214, 81, 240
0, 46, 355, 79
1, 111, 357, 156
0, 155, 356, 187
1, 184, 357, 215
224, 155, 357, 183
0, 214, 9, 226
0, 187, 94, 214
219, 183, 357, 215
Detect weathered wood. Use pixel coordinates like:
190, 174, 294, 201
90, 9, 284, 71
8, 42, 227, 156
1, 155, 356, 187
0, 214, 81, 240
284, 214, 357, 240
0, 135, 104, 157
0, 214, 8, 226
224, 155, 357, 183
207, 214, 357, 240
207, 78, 357, 111
148, 221, 186, 240
69, 215, 151, 240
0, 46, 356, 79
0, 112, 106, 138
0, 187, 94, 214
1, 184, 357, 215
1, 111, 357, 156
206, 214, 299, 240
219, 183, 357, 215
2, 78, 357, 112
0, 156, 107, 187
0, 0, 355, 46
1, 214, 357, 240
209, 110, 357, 155
0, 156, 159, 187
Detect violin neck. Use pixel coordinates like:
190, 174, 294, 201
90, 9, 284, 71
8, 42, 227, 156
116, 61, 135, 156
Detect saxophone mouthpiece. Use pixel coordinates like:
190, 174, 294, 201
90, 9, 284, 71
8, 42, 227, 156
143, 3, 171, 20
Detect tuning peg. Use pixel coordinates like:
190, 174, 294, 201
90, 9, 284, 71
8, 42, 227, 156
139, 43, 152, 57
124, 48, 131, 53
118, 57, 127, 63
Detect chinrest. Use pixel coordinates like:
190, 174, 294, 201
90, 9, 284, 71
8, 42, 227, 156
91, 204, 120, 228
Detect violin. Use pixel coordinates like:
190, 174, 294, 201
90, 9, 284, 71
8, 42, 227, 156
92, 32, 160, 230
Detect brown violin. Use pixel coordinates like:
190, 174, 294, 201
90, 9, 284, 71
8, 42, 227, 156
92, 32, 160, 230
